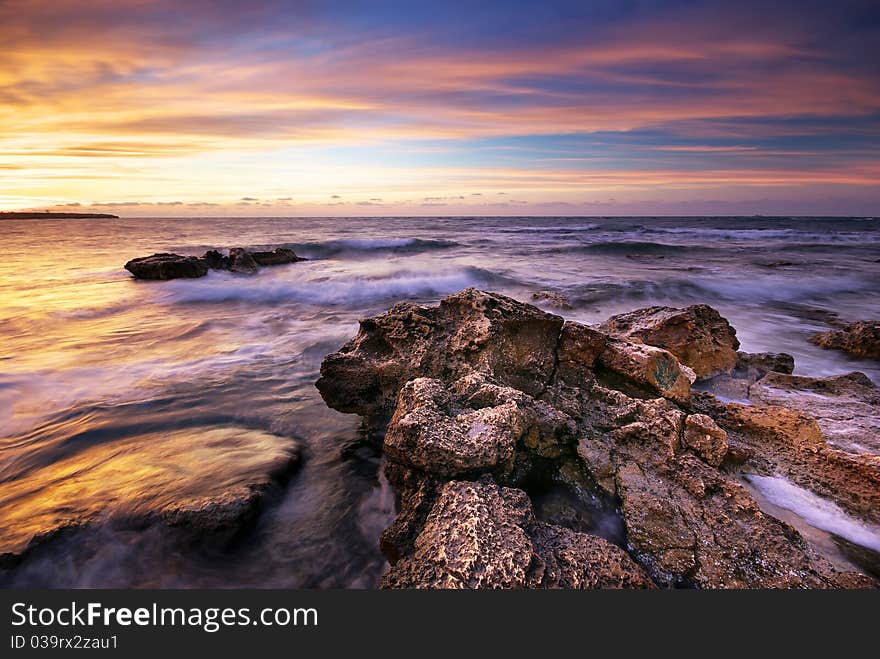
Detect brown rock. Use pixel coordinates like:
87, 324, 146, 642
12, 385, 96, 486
317, 289, 564, 419
381, 480, 655, 589
810, 321, 880, 360
735, 351, 795, 377
749, 371, 880, 455
682, 414, 728, 466
318, 289, 878, 589
598, 304, 740, 379
598, 339, 692, 403
124, 253, 208, 280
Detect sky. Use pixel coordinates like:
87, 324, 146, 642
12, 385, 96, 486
1, 0, 879, 216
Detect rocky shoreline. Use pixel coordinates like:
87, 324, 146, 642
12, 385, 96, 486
317, 289, 880, 588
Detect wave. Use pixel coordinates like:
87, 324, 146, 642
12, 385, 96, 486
571, 273, 877, 306
281, 237, 459, 259
156, 266, 500, 307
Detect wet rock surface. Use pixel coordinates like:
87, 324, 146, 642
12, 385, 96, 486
124, 246, 306, 280
810, 321, 880, 360
0, 427, 301, 565
318, 289, 878, 588
124, 253, 208, 280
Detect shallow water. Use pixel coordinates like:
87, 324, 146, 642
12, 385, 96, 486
1, 216, 878, 587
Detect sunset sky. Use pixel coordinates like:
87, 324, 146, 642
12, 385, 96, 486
2, 0, 879, 216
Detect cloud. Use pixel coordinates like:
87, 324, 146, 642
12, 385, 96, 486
1, 1, 879, 214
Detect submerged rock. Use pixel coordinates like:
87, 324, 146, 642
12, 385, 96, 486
531, 290, 573, 310
810, 321, 880, 360
598, 304, 740, 379
0, 427, 301, 560
124, 253, 208, 280
250, 247, 306, 266
318, 289, 877, 589
735, 351, 795, 377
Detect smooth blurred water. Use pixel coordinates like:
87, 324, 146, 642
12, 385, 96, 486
1, 215, 878, 587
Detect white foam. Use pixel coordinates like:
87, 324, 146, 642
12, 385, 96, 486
157, 267, 487, 306
746, 474, 880, 552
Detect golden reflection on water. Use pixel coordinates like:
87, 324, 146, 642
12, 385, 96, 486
0, 427, 296, 555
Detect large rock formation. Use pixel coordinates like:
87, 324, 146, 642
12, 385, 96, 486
810, 321, 880, 360
124, 253, 208, 280
318, 289, 878, 589
598, 304, 740, 379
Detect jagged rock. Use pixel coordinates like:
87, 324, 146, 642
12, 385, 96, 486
128, 245, 304, 279
203, 249, 230, 270
317, 289, 565, 419
597, 339, 693, 402
228, 247, 259, 274
598, 304, 740, 379
319, 289, 878, 589
531, 290, 573, 310
682, 414, 728, 466
748, 372, 880, 455
810, 321, 880, 360
381, 479, 655, 589
124, 253, 208, 280
384, 375, 575, 479
715, 400, 880, 526
250, 247, 306, 265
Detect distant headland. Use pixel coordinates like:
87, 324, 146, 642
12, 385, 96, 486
0, 211, 119, 219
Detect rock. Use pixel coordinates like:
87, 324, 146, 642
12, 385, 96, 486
749, 372, 880, 455
716, 400, 880, 525
319, 289, 878, 589
810, 321, 880, 360
381, 479, 655, 589
228, 247, 258, 274
531, 290, 573, 310
250, 247, 305, 266
384, 377, 520, 478
598, 304, 740, 379
317, 288, 565, 419
124, 253, 208, 280
203, 249, 230, 270
735, 351, 795, 377
682, 414, 728, 466
128, 245, 304, 279
597, 339, 692, 403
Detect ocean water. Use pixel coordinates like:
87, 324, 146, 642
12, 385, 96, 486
1, 215, 878, 587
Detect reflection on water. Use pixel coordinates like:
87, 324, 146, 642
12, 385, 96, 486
0, 216, 878, 586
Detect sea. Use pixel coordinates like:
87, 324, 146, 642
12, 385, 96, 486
1, 215, 878, 586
